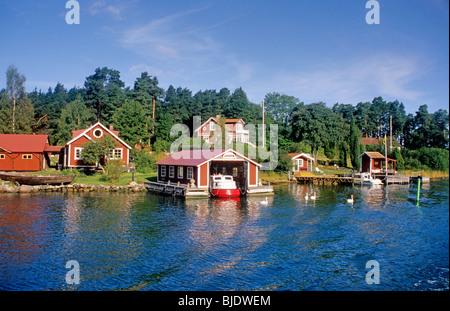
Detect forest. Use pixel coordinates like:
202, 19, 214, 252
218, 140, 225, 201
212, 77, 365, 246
1, 65, 449, 172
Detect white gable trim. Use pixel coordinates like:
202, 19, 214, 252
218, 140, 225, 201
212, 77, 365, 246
291, 153, 315, 162
65, 121, 132, 150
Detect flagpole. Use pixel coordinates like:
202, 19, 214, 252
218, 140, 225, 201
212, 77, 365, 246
385, 133, 388, 182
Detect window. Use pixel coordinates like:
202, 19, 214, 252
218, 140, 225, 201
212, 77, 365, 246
204, 135, 209, 143
210, 122, 215, 131
0, 154, 5, 159
93, 129, 103, 138
74, 148, 83, 160
232, 167, 238, 177
161, 166, 166, 177
298, 159, 304, 167
109, 148, 123, 159
187, 167, 193, 179
169, 166, 175, 178
178, 166, 184, 179
22, 154, 32, 160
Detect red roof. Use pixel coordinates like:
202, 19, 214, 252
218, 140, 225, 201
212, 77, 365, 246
0, 134, 49, 153
155, 148, 262, 167
156, 149, 226, 166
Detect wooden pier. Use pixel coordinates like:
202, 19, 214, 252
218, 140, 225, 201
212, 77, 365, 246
295, 173, 354, 185
294, 173, 412, 185
143, 181, 273, 198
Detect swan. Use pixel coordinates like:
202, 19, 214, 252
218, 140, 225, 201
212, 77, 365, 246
310, 192, 316, 200
347, 195, 354, 204
304, 193, 309, 200
260, 197, 268, 205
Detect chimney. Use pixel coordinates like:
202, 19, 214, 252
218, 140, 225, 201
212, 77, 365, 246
109, 125, 114, 131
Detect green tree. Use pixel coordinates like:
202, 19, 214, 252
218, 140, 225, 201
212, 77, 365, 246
81, 135, 118, 172
112, 100, 151, 146
54, 95, 96, 145
291, 102, 346, 162
349, 117, 362, 170
6, 65, 26, 133
84, 67, 125, 123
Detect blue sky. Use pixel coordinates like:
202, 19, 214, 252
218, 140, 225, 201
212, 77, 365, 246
0, 0, 448, 114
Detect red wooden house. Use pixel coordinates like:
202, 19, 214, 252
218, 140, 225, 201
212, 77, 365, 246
0, 134, 62, 171
359, 152, 397, 175
155, 148, 262, 190
194, 116, 250, 144
289, 153, 315, 173
61, 122, 132, 169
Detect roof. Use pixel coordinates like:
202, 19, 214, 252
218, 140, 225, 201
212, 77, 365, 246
66, 122, 132, 149
359, 152, 396, 162
288, 153, 315, 161
155, 148, 262, 167
0, 134, 48, 153
194, 117, 245, 132
44, 145, 64, 152
359, 152, 385, 159
360, 137, 382, 146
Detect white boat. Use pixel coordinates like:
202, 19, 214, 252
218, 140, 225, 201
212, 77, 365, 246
353, 172, 383, 186
210, 174, 241, 198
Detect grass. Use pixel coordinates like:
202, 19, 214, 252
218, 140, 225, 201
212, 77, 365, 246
73, 171, 157, 186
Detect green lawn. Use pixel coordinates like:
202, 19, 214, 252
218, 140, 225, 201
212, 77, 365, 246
73, 171, 157, 185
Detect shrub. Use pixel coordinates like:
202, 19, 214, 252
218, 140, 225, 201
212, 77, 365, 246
102, 160, 124, 182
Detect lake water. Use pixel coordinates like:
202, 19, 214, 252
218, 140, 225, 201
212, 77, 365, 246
0, 179, 448, 291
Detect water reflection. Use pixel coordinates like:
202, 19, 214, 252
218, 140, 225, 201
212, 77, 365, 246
0, 179, 448, 291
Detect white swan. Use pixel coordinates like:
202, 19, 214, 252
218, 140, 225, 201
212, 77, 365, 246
260, 197, 268, 205
310, 192, 316, 200
347, 195, 354, 204
304, 193, 309, 200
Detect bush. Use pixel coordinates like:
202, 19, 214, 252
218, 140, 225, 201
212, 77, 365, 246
102, 160, 124, 182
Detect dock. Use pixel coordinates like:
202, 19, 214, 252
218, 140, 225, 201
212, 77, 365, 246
143, 181, 273, 198
294, 173, 354, 185
294, 172, 413, 185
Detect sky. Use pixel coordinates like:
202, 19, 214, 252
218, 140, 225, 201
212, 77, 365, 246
0, 0, 448, 114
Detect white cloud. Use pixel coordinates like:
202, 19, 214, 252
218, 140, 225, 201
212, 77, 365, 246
88, 0, 123, 20
249, 53, 425, 105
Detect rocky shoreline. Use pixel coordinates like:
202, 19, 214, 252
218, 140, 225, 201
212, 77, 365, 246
0, 181, 147, 193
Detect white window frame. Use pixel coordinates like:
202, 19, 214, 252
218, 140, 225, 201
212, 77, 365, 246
109, 148, 123, 160
74, 147, 83, 160
178, 166, 184, 179
210, 122, 216, 131
169, 166, 175, 178
161, 165, 166, 177
0, 154, 5, 159
187, 167, 193, 179
298, 159, 304, 167
204, 135, 210, 143
93, 128, 103, 138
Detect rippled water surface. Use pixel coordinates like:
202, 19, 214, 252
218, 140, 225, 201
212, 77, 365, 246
1, 179, 448, 291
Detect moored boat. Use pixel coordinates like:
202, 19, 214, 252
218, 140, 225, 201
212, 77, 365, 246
210, 174, 241, 198
353, 172, 383, 186
0, 172, 76, 185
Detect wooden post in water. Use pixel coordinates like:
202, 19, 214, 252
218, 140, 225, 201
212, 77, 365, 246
416, 178, 421, 206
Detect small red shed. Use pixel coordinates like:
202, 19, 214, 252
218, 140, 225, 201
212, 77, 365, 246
0, 134, 61, 171
359, 152, 396, 175
289, 153, 315, 172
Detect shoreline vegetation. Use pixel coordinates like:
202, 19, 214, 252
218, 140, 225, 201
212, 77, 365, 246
1, 164, 448, 193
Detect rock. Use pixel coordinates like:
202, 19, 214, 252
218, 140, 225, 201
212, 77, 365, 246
129, 181, 138, 187
19, 185, 34, 193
